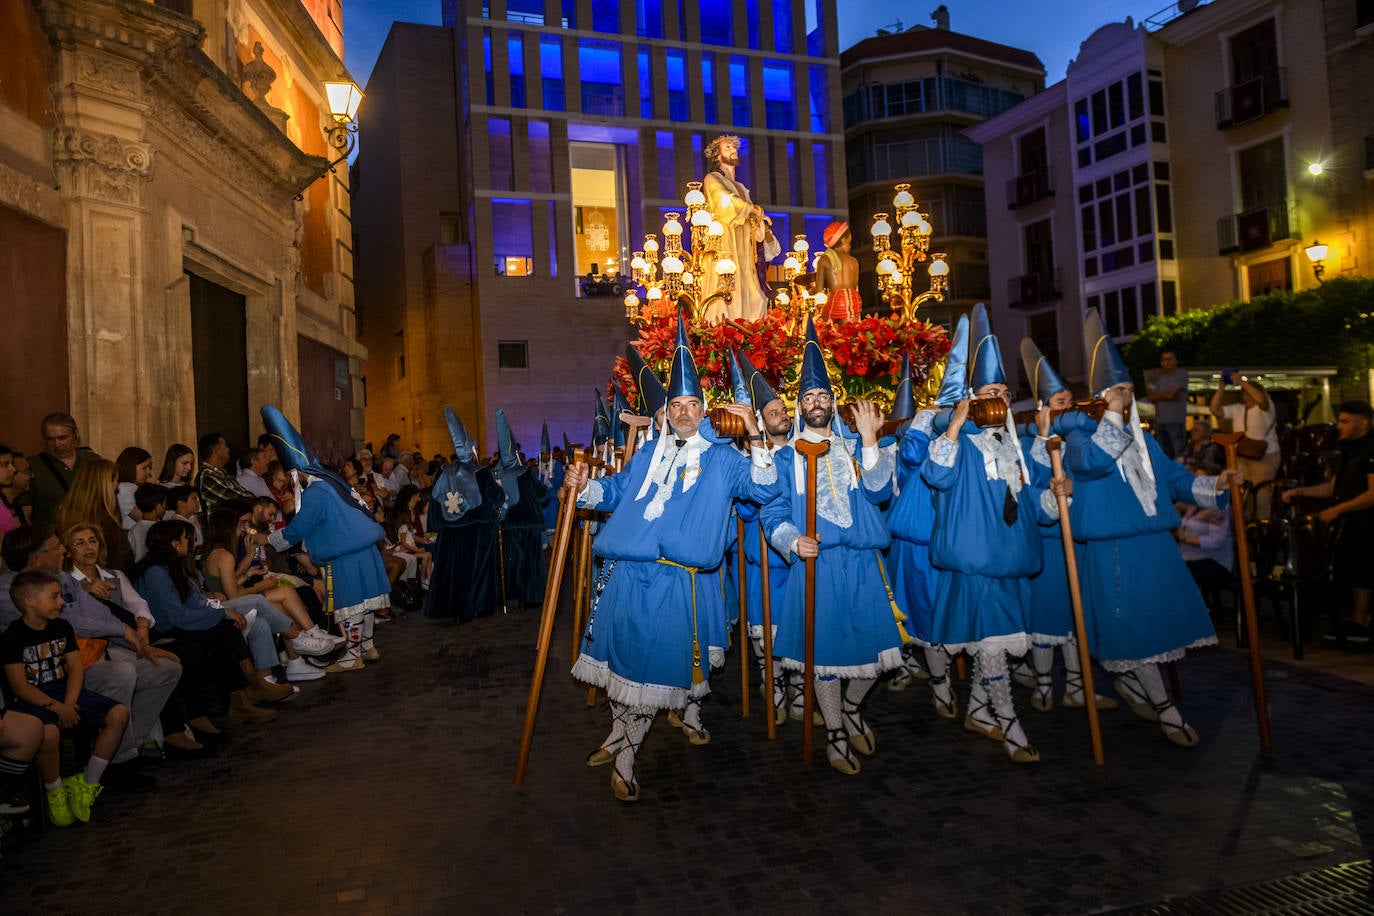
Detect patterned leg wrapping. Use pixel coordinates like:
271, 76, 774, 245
816, 676, 859, 775
1133, 663, 1198, 747
983, 649, 1038, 763
841, 678, 877, 755
924, 647, 958, 718
609, 702, 655, 800
964, 652, 1003, 740
1029, 642, 1055, 712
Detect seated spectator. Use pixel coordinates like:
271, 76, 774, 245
1, 570, 130, 825
1, 450, 32, 529
196, 433, 254, 515
1283, 400, 1374, 645
26, 412, 101, 526
1178, 418, 1225, 471
358, 449, 393, 506
0, 697, 44, 815
157, 443, 196, 488
127, 484, 166, 564
1, 525, 177, 791
1176, 462, 1235, 595
264, 460, 296, 520
236, 446, 274, 500
167, 485, 204, 548
392, 485, 433, 588
381, 454, 409, 505
200, 506, 340, 680
131, 521, 287, 721
62, 523, 209, 754
256, 434, 278, 465
114, 447, 154, 531
0, 444, 23, 537
55, 458, 129, 573
408, 451, 433, 490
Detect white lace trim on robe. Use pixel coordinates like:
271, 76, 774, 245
1098, 402, 1157, 516
792, 428, 856, 529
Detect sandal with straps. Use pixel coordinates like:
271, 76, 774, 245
825, 727, 861, 776
963, 691, 1004, 741
1029, 670, 1054, 713
1113, 672, 1158, 721
841, 681, 876, 756
1062, 667, 1119, 710
1002, 726, 1041, 764
929, 673, 959, 719
1154, 700, 1199, 747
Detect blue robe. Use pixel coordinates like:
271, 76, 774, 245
1065, 416, 1223, 669
538, 459, 564, 531
887, 422, 939, 645
760, 436, 906, 677
501, 470, 549, 605
278, 483, 390, 618
921, 420, 1052, 654
1019, 425, 1073, 645
570, 436, 778, 708
425, 464, 503, 621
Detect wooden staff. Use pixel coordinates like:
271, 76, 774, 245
1212, 431, 1272, 749
497, 523, 508, 614
794, 438, 830, 765
1046, 438, 1104, 766
759, 524, 777, 740
568, 511, 592, 659
514, 452, 584, 786
737, 513, 750, 719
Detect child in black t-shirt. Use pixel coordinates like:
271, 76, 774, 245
1, 570, 128, 826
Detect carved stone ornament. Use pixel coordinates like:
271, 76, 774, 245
75, 53, 141, 97
51, 126, 154, 205
242, 42, 276, 105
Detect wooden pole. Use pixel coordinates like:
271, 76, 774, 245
1212, 431, 1273, 750
568, 513, 591, 659
514, 456, 583, 786
794, 438, 830, 764
737, 513, 750, 718
497, 523, 508, 614
759, 524, 777, 740
1046, 438, 1104, 766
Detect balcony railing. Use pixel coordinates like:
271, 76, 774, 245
1217, 199, 1296, 254
1007, 269, 1062, 309
1006, 171, 1054, 210
1215, 68, 1288, 129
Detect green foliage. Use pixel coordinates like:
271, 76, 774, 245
1122, 278, 1374, 379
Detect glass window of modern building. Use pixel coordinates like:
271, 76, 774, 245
579, 40, 624, 117
492, 199, 535, 276
570, 143, 625, 279
540, 36, 564, 111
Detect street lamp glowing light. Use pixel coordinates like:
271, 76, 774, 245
324, 81, 363, 123
1305, 240, 1328, 263
1307, 161, 1325, 177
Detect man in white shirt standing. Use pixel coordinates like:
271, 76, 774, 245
1210, 373, 1279, 518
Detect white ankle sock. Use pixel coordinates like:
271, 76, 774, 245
84, 755, 109, 785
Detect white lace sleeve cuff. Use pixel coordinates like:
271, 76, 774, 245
912, 410, 937, 435
1090, 417, 1133, 459
750, 447, 777, 484
577, 480, 604, 509
771, 522, 802, 559
929, 433, 958, 468
1191, 475, 1221, 509
1040, 489, 1061, 520
861, 444, 896, 491
1030, 436, 1051, 469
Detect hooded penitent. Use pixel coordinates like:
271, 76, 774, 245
433, 406, 482, 523
967, 302, 1007, 393
261, 405, 372, 519
1019, 338, 1069, 409
610, 383, 632, 449
626, 345, 669, 419
495, 408, 523, 513
793, 315, 858, 441
935, 314, 970, 408
1083, 307, 1156, 513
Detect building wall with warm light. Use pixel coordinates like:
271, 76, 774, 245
968, 0, 1362, 394
840, 18, 1045, 329
354, 0, 847, 455
0, 0, 363, 462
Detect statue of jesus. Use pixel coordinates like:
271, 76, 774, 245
699, 135, 777, 323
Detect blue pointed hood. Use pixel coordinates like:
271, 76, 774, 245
726, 348, 753, 407
445, 406, 477, 461
1083, 308, 1132, 394
1020, 338, 1069, 407
934, 315, 970, 407
967, 302, 1007, 392
732, 346, 780, 409
891, 351, 915, 419
433, 406, 483, 522
611, 383, 631, 449
494, 409, 522, 513
592, 391, 611, 447
260, 405, 371, 517
562, 431, 573, 454
626, 346, 668, 418
667, 312, 703, 402
540, 422, 551, 456
797, 315, 833, 399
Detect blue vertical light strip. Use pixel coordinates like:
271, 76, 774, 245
541, 36, 564, 111
508, 32, 525, 108
639, 46, 653, 119
730, 56, 750, 127
745, 0, 760, 49
548, 201, 559, 277
702, 56, 717, 124
762, 61, 795, 130
637, 0, 663, 38
809, 64, 828, 133
773, 0, 792, 53
812, 142, 828, 207
483, 30, 494, 107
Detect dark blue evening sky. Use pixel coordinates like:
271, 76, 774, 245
343, 1, 1176, 91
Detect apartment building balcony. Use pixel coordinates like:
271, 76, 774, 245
1007, 269, 1062, 309
1006, 170, 1054, 210
1215, 68, 1288, 129
1217, 199, 1297, 255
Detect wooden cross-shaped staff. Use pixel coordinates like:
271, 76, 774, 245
793, 437, 831, 765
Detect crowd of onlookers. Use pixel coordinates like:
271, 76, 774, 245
1144, 354, 1374, 650
0, 414, 447, 836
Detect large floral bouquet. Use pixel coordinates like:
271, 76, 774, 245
611, 309, 951, 411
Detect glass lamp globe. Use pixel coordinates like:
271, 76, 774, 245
715, 257, 737, 276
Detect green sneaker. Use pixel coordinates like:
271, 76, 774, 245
46, 786, 75, 827
63, 773, 103, 823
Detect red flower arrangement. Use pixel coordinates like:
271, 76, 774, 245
610, 309, 951, 408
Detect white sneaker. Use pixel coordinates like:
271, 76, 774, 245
284, 657, 327, 682
309, 626, 346, 647
290, 631, 339, 657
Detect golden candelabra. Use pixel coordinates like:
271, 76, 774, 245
624, 181, 738, 326
772, 234, 829, 332
871, 183, 949, 320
